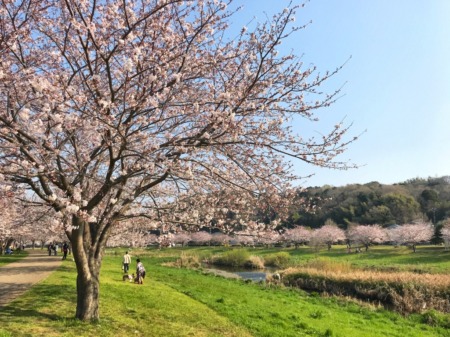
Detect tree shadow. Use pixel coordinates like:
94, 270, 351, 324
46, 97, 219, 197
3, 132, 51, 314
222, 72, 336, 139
0, 283, 75, 322
0, 306, 63, 321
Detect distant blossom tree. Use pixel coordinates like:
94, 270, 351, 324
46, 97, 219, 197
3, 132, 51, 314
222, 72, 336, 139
190, 231, 212, 246
156, 232, 173, 248
210, 232, 231, 246
256, 230, 281, 247
283, 226, 311, 248
0, 0, 356, 320
233, 232, 255, 247
107, 218, 157, 247
310, 224, 346, 251
172, 232, 191, 247
347, 224, 387, 251
0, 186, 17, 254
388, 223, 434, 252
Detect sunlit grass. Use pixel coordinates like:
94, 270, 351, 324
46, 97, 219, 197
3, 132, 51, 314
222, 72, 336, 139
1, 246, 449, 336
0, 256, 252, 337
287, 245, 450, 274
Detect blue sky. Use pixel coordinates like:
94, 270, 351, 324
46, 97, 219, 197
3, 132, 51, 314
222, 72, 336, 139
230, 0, 450, 187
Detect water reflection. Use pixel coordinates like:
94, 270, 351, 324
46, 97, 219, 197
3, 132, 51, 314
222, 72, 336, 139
233, 271, 267, 282
204, 264, 277, 282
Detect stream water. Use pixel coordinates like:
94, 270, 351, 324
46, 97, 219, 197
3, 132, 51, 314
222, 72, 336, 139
204, 265, 277, 282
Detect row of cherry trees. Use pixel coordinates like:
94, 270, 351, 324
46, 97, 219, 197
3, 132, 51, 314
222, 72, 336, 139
101, 221, 439, 253
0, 192, 444, 254
281, 222, 436, 252
0, 195, 443, 253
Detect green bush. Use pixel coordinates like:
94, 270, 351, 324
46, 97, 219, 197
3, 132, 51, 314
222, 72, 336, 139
421, 310, 450, 328
264, 252, 291, 267
212, 249, 250, 267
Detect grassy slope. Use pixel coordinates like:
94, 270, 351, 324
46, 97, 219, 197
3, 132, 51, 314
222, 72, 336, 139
0, 246, 449, 337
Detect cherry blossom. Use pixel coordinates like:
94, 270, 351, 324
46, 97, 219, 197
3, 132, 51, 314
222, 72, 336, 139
190, 231, 212, 246
310, 224, 346, 251
347, 224, 387, 251
387, 223, 434, 252
283, 226, 311, 248
0, 0, 355, 320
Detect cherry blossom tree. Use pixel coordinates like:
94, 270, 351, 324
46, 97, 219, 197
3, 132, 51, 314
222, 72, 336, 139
0, 183, 27, 253
0, 192, 16, 254
310, 224, 346, 251
256, 230, 281, 247
190, 231, 212, 246
156, 232, 174, 248
14, 197, 65, 249
283, 226, 311, 248
388, 223, 434, 252
210, 232, 231, 246
346, 224, 387, 251
233, 232, 255, 246
0, 0, 356, 320
172, 231, 191, 247
107, 217, 158, 247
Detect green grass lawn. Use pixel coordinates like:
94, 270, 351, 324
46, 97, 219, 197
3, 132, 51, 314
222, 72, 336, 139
0, 246, 449, 337
285, 244, 450, 273
0, 250, 28, 267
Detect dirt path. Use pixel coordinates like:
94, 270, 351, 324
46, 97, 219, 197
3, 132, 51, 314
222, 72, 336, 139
0, 249, 62, 308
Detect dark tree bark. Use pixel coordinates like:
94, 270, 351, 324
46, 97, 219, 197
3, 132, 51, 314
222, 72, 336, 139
69, 216, 109, 321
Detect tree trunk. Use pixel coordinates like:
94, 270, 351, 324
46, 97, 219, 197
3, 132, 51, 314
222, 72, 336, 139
69, 216, 109, 321
75, 271, 100, 320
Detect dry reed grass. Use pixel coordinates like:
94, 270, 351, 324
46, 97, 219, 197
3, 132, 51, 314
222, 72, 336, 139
283, 265, 450, 289
282, 260, 450, 314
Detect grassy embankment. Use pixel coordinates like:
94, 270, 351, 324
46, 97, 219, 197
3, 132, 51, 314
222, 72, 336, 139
0, 245, 449, 337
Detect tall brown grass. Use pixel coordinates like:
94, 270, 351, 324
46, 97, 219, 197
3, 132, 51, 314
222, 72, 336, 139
282, 259, 450, 314
283, 264, 450, 289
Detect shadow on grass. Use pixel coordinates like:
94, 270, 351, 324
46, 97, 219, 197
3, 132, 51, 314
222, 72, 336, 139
0, 306, 63, 321
0, 283, 75, 323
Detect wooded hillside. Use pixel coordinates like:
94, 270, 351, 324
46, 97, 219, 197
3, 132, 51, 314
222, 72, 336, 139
286, 176, 450, 229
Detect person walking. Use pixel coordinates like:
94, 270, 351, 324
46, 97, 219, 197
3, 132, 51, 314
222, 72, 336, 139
123, 251, 131, 273
136, 259, 146, 284
62, 242, 69, 260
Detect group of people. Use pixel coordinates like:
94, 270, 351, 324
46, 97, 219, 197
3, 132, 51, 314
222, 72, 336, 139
1, 243, 25, 254
47, 242, 70, 260
122, 251, 146, 284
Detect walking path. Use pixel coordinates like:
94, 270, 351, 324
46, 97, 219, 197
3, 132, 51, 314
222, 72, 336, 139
0, 249, 62, 308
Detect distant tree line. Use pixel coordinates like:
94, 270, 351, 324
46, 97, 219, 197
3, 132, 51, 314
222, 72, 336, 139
283, 176, 450, 231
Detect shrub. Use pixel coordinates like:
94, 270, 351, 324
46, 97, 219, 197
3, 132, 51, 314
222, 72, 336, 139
245, 255, 265, 269
264, 252, 291, 267
421, 310, 450, 328
212, 249, 250, 267
175, 252, 201, 268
